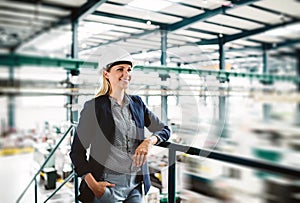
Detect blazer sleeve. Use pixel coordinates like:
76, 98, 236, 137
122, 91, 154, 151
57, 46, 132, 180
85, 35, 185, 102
139, 96, 170, 144
70, 100, 96, 177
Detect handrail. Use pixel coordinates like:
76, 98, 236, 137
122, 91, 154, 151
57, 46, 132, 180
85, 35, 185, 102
43, 172, 75, 203
16, 124, 76, 203
16, 124, 300, 203
159, 142, 300, 203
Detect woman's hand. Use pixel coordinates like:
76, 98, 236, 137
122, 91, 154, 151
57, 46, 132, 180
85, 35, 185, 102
91, 181, 115, 198
133, 136, 158, 167
84, 173, 115, 198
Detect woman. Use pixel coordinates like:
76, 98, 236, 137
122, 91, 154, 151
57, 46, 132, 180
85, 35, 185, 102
70, 49, 170, 203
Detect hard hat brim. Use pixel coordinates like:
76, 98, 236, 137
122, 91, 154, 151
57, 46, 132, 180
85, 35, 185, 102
105, 60, 133, 71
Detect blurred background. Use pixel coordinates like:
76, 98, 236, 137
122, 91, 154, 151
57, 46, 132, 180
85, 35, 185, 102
0, 0, 299, 202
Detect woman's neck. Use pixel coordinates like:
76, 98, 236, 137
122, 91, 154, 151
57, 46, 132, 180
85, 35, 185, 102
110, 90, 125, 105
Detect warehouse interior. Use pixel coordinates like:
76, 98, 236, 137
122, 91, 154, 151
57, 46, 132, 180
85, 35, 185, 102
0, 0, 300, 202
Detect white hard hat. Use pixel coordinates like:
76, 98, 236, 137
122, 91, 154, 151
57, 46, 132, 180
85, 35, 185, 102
97, 45, 133, 71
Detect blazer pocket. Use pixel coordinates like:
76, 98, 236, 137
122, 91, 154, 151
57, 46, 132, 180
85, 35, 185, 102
78, 179, 94, 203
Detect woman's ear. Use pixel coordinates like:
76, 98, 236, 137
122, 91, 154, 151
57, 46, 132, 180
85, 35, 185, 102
103, 70, 109, 79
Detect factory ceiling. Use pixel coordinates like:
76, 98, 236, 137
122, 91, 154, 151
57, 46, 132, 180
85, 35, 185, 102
0, 0, 299, 72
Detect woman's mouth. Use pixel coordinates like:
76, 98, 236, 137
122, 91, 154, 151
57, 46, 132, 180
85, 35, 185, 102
120, 78, 130, 82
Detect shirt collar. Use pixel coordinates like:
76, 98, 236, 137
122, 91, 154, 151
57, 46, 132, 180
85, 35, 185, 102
109, 94, 130, 107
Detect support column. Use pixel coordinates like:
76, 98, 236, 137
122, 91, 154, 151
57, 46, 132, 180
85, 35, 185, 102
160, 29, 167, 66
262, 43, 271, 122
145, 85, 149, 106
66, 72, 71, 122
8, 56, 15, 130
70, 19, 79, 123
218, 34, 228, 139
262, 43, 268, 74
160, 29, 168, 124
295, 49, 300, 125
218, 34, 225, 71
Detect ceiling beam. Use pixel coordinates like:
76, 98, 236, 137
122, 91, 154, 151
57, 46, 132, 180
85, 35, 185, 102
71, 0, 108, 21
265, 38, 300, 50
92, 11, 165, 26
0, 54, 97, 69
4, 0, 76, 10
0, 5, 63, 18
167, 0, 260, 31
250, 4, 299, 20
12, 0, 108, 51
196, 19, 299, 45
80, 29, 159, 52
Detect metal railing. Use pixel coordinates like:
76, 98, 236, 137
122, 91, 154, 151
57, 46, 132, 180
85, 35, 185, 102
16, 124, 300, 203
160, 142, 300, 203
16, 124, 77, 203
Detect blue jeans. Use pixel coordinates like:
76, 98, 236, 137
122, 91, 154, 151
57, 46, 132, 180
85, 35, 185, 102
93, 173, 142, 203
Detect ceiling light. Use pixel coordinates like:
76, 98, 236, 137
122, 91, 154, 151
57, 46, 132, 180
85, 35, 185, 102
38, 32, 72, 51
80, 22, 115, 34
128, 0, 172, 11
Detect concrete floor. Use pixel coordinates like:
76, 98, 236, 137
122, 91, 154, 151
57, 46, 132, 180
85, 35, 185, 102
0, 153, 74, 203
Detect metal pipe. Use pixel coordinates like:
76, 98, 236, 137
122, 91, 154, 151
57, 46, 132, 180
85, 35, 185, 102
16, 125, 75, 203
34, 178, 37, 203
74, 174, 79, 203
168, 148, 176, 203
44, 172, 75, 203
160, 142, 300, 178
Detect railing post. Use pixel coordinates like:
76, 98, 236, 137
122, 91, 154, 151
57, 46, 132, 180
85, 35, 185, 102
34, 177, 38, 203
168, 148, 176, 203
74, 173, 79, 203
16, 125, 74, 203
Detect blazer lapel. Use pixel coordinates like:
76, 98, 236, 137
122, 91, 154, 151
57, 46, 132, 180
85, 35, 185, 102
95, 96, 115, 143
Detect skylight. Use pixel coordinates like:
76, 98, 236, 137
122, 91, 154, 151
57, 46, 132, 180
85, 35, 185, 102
128, 0, 172, 11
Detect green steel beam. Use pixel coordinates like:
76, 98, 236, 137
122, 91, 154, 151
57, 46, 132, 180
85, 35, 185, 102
297, 49, 300, 91
218, 35, 225, 71
12, 0, 108, 50
197, 19, 299, 45
72, 0, 108, 21
1, 54, 299, 83
264, 38, 300, 50
80, 29, 159, 51
160, 29, 168, 124
296, 49, 300, 126
134, 65, 300, 83
106, 1, 184, 19
92, 11, 165, 26
250, 4, 299, 20
262, 43, 268, 74
0, 54, 98, 70
168, 7, 224, 31
161, 29, 168, 66
224, 13, 269, 26
8, 0, 76, 10
229, 38, 300, 52
187, 27, 219, 36
71, 20, 79, 123
71, 20, 79, 59
205, 21, 248, 32
168, 0, 259, 31
8, 61, 15, 129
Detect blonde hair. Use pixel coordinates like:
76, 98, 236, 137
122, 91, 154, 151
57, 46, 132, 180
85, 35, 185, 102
95, 71, 111, 97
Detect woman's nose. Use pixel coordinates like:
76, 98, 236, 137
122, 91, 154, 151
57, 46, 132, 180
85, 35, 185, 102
123, 70, 130, 76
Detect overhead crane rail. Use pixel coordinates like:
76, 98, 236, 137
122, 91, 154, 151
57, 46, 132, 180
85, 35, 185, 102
0, 54, 299, 83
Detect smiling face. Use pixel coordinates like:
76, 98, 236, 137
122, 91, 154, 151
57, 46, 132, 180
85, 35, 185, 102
104, 63, 132, 92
